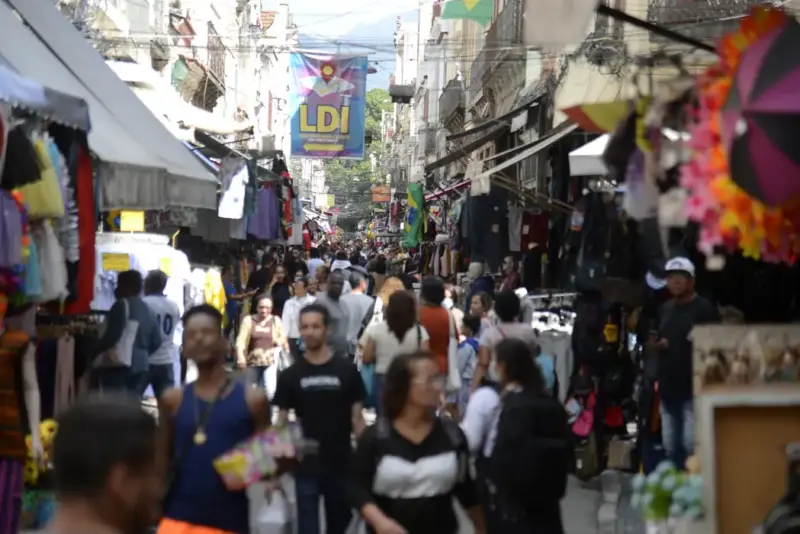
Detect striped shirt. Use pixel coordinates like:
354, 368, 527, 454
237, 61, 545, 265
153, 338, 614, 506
0, 329, 30, 458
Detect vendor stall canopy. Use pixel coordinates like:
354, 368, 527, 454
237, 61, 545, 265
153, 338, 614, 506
0, 0, 217, 211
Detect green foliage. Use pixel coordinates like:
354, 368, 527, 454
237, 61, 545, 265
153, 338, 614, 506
325, 88, 392, 193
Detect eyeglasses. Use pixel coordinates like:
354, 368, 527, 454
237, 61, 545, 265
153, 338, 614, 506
412, 375, 446, 388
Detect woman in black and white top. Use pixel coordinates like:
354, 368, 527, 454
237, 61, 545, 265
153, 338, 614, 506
349, 351, 486, 534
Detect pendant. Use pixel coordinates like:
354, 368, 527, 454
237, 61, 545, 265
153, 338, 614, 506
194, 431, 207, 445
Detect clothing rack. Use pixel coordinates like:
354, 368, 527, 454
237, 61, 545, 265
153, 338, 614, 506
36, 312, 106, 339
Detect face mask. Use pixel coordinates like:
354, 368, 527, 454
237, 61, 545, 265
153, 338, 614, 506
442, 298, 454, 310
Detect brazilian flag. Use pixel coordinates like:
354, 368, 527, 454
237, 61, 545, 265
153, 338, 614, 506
403, 183, 425, 249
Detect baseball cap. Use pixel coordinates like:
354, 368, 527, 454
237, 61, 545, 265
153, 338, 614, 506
665, 257, 695, 277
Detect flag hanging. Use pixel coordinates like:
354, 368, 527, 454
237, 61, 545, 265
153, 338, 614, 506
403, 183, 425, 249
441, 0, 493, 26
289, 53, 368, 159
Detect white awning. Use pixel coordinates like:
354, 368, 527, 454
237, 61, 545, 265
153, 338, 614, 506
471, 122, 579, 184
569, 134, 609, 176
106, 60, 252, 136
7, 0, 217, 210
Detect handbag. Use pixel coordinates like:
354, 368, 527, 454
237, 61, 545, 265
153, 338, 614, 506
161, 378, 232, 514
445, 312, 461, 393
96, 299, 138, 368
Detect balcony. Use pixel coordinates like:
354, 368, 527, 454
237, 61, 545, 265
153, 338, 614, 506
439, 78, 465, 125
470, 0, 524, 90
647, 0, 768, 45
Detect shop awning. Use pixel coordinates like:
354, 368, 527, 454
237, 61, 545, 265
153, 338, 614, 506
424, 125, 508, 174
425, 178, 470, 201
569, 134, 609, 176
7, 0, 217, 210
0, 64, 91, 130
471, 122, 579, 184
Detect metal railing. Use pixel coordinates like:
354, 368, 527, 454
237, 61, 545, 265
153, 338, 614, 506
646, 0, 768, 44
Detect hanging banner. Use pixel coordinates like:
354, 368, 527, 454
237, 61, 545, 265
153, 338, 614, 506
371, 186, 390, 202
289, 53, 368, 160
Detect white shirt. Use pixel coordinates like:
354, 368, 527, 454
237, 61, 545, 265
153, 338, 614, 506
331, 259, 352, 272
363, 321, 429, 374
307, 258, 325, 277
142, 295, 181, 365
461, 386, 502, 457
281, 295, 316, 339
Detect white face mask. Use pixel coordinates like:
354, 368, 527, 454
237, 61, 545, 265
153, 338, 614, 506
442, 298, 454, 310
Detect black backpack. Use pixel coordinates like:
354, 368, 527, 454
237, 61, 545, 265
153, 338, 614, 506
489, 391, 572, 508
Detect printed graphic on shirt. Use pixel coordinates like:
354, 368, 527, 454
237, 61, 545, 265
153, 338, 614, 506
374, 452, 458, 499
300, 375, 342, 390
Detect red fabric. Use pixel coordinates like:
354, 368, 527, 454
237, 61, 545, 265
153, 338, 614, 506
302, 226, 311, 250
520, 211, 548, 251
64, 144, 95, 314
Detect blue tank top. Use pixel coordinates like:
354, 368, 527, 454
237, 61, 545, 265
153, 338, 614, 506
165, 381, 254, 533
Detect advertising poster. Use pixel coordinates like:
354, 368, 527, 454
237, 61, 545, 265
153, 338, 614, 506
289, 53, 368, 159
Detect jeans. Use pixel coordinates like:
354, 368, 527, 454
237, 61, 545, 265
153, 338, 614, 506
146, 363, 175, 399
246, 365, 277, 398
660, 398, 694, 469
373, 373, 386, 417
294, 471, 352, 534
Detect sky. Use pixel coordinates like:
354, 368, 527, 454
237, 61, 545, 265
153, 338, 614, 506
290, 0, 419, 38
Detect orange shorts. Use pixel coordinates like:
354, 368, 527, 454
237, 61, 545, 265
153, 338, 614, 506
157, 518, 236, 534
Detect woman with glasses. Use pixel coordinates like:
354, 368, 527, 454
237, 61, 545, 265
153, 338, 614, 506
349, 351, 486, 534
235, 293, 287, 397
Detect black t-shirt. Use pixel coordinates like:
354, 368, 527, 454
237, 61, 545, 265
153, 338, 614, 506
348, 420, 478, 534
657, 295, 718, 401
273, 355, 365, 472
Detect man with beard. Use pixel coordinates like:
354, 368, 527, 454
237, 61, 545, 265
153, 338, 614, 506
274, 303, 366, 534
158, 305, 271, 534
47, 396, 161, 534
313, 270, 351, 359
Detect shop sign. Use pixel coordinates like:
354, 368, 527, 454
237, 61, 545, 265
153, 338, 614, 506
159, 257, 173, 277
102, 253, 131, 272
289, 53, 368, 159
120, 211, 145, 232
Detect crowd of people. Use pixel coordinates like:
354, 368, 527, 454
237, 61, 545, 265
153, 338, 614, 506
46, 242, 579, 534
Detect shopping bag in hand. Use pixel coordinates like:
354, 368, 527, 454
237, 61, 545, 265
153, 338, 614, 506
256, 487, 293, 534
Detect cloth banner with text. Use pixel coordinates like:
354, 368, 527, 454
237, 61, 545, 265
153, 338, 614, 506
289, 53, 367, 159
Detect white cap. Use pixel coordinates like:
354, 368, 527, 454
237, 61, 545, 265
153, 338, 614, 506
665, 257, 695, 277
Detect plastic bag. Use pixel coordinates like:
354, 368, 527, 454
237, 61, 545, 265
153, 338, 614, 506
256, 488, 293, 534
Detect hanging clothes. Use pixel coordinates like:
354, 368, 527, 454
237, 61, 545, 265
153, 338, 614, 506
508, 206, 523, 252
247, 185, 280, 240
64, 138, 95, 315
0, 191, 23, 267
32, 221, 68, 303
217, 160, 248, 220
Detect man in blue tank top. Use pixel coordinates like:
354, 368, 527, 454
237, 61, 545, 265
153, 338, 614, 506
274, 303, 366, 534
158, 305, 272, 534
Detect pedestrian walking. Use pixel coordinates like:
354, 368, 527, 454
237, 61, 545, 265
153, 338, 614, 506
314, 270, 351, 359
349, 351, 486, 534
273, 303, 366, 534
48, 395, 161, 534
158, 304, 271, 534
281, 276, 315, 361
462, 338, 570, 534
142, 270, 181, 407
235, 294, 287, 396
361, 290, 429, 417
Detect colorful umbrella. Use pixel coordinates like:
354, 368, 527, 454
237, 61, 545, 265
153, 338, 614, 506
560, 100, 633, 133
721, 16, 800, 207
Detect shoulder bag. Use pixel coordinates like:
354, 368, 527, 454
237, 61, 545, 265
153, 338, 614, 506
445, 312, 461, 393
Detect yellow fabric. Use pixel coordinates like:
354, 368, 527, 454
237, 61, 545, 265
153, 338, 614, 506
204, 270, 227, 327
17, 139, 65, 219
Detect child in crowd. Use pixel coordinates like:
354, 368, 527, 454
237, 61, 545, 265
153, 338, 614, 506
457, 315, 482, 416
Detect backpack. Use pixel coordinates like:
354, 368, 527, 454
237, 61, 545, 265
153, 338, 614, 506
489, 391, 572, 508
